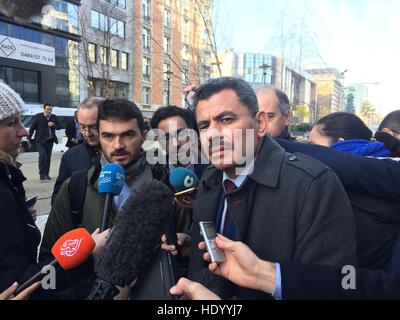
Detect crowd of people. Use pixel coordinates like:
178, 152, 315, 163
0, 76, 400, 300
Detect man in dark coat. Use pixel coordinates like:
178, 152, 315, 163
28, 103, 61, 180
276, 139, 400, 270
51, 97, 103, 205
65, 111, 83, 149
186, 77, 356, 299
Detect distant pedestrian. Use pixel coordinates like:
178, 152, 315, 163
28, 103, 61, 180
65, 110, 83, 149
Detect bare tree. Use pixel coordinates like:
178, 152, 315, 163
74, 1, 132, 98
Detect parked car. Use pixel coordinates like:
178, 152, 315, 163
21, 104, 77, 153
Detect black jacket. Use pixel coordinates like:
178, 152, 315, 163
188, 136, 357, 299
0, 160, 43, 292
275, 139, 400, 201
65, 119, 81, 148
29, 113, 61, 145
281, 262, 400, 300
276, 139, 400, 269
51, 143, 99, 205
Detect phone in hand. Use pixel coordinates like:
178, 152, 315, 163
199, 221, 225, 263
25, 196, 37, 208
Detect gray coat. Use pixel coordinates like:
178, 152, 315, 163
188, 136, 357, 299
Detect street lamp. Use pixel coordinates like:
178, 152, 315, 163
164, 70, 173, 105
259, 64, 272, 85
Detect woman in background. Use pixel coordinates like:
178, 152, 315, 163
309, 112, 391, 157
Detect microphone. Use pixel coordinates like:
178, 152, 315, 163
15, 228, 95, 296
87, 180, 176, 300
98, 163, 125, 232
169, 167, 199, 194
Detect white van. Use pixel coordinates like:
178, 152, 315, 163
21, 104, 77, 153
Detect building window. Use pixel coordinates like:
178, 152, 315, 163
204, 51, 211, 65
91, 10, 100, 29
100, 46, 108, 65
142, 86, 151, 105
163, 89, 169, 105
183, 67, 189, 84
0, 66, 39, 103
163, 36, 171, 54
164, 9, 171, 28
142, 0, 151, 20
143, 28, 151, 53
183, 18, 189, 43
111, 49, 119, 67
91, 10, 124, 37
107, 0, 126, 9
142, 57, 151, 81
88, 43, 97, 63
121, 52, 129, 70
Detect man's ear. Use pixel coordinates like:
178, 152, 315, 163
256, 111, 268, 137
142, 130, 148, 145
382, 128, 394, 136
285, 112, 292, 127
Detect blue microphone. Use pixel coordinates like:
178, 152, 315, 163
169, 167, 199, 193
98, 163, 125, 231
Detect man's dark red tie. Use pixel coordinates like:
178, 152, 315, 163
222, 180, 238, 237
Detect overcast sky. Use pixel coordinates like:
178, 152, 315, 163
214, 0, 400, 116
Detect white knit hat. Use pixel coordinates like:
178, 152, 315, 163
0, 81, 25, 121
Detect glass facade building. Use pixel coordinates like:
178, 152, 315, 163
236, 53, 276, 88
0, 0, 80, 107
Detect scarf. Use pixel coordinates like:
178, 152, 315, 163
331, 139, 391, 157
0, 150, 16, 167
100, 150, 153, 186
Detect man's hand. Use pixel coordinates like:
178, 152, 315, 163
48, 122, 55, 128
91, 228, 111, 257
161, 233, 192, 257
200, 234, 277, 294
170, 277, 221, 300
71, 138, 79, 145
0, 282, 41, 300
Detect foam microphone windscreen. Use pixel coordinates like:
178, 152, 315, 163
169, 167, 199, 192
51, 228, 95, 270
0, 0, 50, 20
95, 180, 176, 287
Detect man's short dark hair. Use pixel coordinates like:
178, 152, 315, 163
43, 103, 52, 108
194, 77, 259, 117
150, 105, 197, 132
378, 110, 400, 132
97, 98, 145, 133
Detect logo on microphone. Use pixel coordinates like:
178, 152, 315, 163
60, 238, 83, 257
184, 175, 195, 188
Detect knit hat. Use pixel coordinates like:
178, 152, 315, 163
0, 81, 25, 121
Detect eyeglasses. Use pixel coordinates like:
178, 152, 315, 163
79, 124, 98, 133
159, 128, 193, 143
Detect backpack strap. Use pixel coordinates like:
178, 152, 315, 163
68, 169, 88, 227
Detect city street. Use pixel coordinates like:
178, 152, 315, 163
18, 151, 62, 234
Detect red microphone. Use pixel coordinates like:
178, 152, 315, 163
15, 228, 95, 296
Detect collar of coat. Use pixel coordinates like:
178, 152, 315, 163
200, 135, 285, 191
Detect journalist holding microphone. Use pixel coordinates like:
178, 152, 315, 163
0, 81, 109, 300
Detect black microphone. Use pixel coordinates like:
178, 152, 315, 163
97, 163, 125, 232
87, 180, 176, 300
